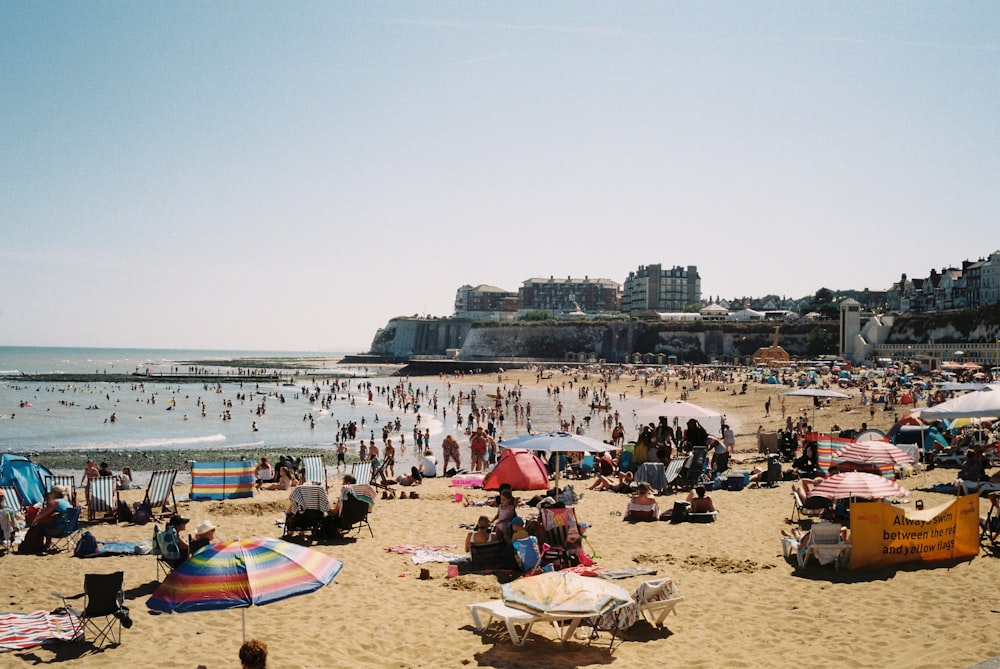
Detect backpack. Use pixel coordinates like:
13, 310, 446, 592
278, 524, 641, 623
155, 526, 182, 561
74, 531, 99, 558
132, 502, 152, 525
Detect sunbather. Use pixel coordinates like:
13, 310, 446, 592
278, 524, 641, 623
625, 482, 659, 521
465, 515, 494, 552
686, 485, 716, 513
980, 492, 1000, 541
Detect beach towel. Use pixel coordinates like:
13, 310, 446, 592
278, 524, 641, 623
0, 610, 81, 651
75, 539, 153, 558
385, 544, 459, 554
410, 549, 468, 565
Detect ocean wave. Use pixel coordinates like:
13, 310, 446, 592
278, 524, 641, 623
84, 433, 229, 450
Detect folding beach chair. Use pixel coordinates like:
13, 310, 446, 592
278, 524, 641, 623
54, 571, 130, 648
45, 475, 78, 506
663, 457, 686, 492
351, 461, 373, 486
86, 477, 119, 523
283, 484, 330, 539
48, 506, 83, 552
369, 459, 396, 499
142, 469, 178, 518
791, 488, 831, 524
337, 486, 374, 538
301, 455, 328, 488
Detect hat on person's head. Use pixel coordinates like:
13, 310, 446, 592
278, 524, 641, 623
511, 517, 524, 526
195, 520, 216, 536
169, 515, 190, 527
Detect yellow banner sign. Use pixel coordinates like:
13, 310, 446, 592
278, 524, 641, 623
848, 494, 979, 570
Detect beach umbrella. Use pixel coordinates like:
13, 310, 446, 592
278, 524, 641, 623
808, 472, 909, 501
780, 388, 850, 399
501, 570, 632, 618
835, 441, 913, 466
916, 385, 1000, 420
500, 431, 609, 492
146, 537, 342, 641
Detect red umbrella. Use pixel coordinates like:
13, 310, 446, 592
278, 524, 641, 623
836, 441, 913, 466
808, 472, 909, 500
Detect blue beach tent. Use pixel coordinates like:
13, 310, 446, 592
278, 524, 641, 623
0, 454, 53, 507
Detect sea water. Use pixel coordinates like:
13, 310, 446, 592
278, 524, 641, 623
0, 346, 451, 473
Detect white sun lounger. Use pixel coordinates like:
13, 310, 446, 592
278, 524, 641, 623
468, 600, 539, 646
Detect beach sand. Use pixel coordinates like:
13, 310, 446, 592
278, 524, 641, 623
4, 368, 999, 668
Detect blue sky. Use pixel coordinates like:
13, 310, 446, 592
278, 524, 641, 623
2, 3, 997, 352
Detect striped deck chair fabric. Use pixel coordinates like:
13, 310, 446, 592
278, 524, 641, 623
663, 457, 686, 491
190, 461, 255, 501
45, 475, 78, 506
351, 461, 373, 486
0, 610, 82, 650
301, 455, 328, 488
0, 486, 23, 512
288, 484, 330, 514
86, 476, 119, 522
540, 506, 581, 548
143, 469, 178, 516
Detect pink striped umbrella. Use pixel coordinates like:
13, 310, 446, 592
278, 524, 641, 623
836, 441, 913, 466
808, 472, 909, 500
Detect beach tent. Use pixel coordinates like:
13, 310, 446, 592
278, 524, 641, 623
0, 454, 53, 507
916, 385, 1000, 420
481, 449, 550, 492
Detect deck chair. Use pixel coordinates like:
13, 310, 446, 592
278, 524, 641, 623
152, 524, 186, 581
351, 461, 373, 486
540, 507, 582, 550
663, 457, 686, 492
86, 476, 119, 523
470, 540, 508, 570
142, 469, 178, 518
791, 488, 831, 523
676, 447, 707, 490
48, 506, 83, 552
301, 455, 328, 488
1, 485, 24, 513
283, 484, 330, 538
369, 459, 396, 499
618, 450, 634, 473
633, 577, 685, 627
53, 571, 129, 648
797, 522, 851, 570
567, 455, 595, 479
337, 487, 374, 538
45, 475, 78, 506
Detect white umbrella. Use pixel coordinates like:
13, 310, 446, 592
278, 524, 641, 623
916, 385, 1000, 420
780, 388, 850, 399
501, 431, 608, 492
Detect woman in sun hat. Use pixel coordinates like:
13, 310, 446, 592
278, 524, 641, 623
190, 519, 217, 554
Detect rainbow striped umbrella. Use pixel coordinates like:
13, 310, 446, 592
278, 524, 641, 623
146, 537, 342, 639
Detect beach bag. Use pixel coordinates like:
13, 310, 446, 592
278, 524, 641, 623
117, 500, 133, 524
74, 531, 99, 558
670, 501, 689, 524
513, 536, 540, 572
132, 502, 152, 525
18, 525, 46, 555
155, 526, 182, 561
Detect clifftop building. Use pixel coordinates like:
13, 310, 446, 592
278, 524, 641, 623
622, 264, 701, 314
518, 276, 621, 317
453, 284, 519, 321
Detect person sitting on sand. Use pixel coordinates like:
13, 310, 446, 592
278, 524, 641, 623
465, 515, 494, 552
255, 457, 274, 489
588, 469, 634, 492
686, 485, 716, 513
625, 482, 659, 521
510, 516, 530, 541
197, 638, 268, 669
117, 466, 134, 490
265, 466, 296, 491
420, 450, 437, 478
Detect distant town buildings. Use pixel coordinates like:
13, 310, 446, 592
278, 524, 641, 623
621, 264, 700, 314
449, 250, 1000, 323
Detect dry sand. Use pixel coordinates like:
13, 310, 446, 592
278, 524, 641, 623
4, 367, 999, 669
